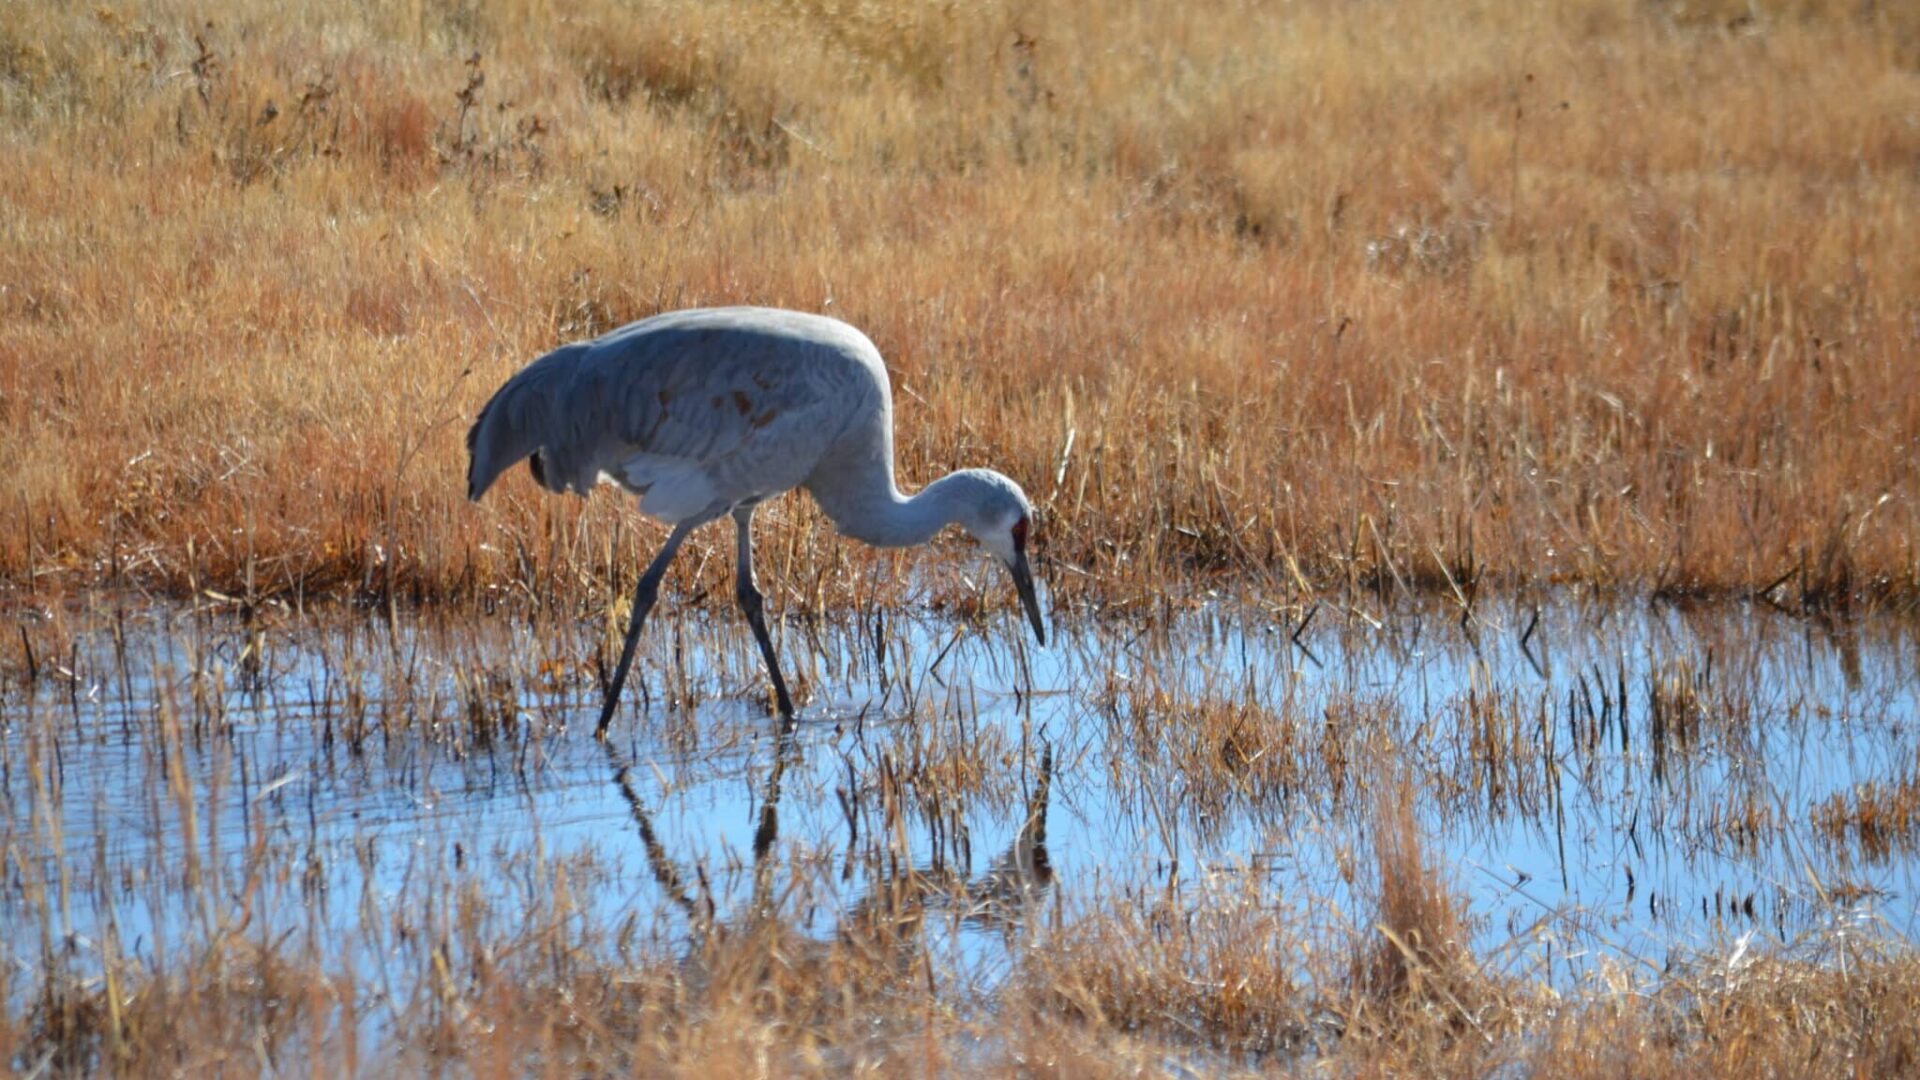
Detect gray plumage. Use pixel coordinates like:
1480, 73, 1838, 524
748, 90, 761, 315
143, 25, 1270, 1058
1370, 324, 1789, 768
466, 306, 1047, 734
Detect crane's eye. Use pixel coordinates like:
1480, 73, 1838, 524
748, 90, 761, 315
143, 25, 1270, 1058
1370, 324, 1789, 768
1011, 517, 1029, 552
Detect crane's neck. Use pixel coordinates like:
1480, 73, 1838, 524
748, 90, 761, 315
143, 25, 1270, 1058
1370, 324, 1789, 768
809, 468, 975, 549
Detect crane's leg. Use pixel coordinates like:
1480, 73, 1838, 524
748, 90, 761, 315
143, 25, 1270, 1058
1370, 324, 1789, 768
596, 518, 700, 739
733, 505, 795, 718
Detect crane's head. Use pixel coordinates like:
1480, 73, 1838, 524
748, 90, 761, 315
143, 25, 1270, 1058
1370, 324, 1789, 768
950, 469, 1047, 647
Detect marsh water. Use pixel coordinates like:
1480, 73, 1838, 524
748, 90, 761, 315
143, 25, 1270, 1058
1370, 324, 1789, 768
5, 590, 1917, 1044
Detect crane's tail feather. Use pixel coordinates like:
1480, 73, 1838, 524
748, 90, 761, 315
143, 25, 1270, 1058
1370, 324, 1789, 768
465, 395, 526, 501
464, 411, 490, 500
466, 343, 584, 500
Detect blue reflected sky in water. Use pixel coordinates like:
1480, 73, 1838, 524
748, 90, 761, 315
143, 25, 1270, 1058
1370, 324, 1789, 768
3, 594, 1915, 1018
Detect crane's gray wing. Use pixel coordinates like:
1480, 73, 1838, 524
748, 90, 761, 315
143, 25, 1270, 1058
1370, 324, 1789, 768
471, 315, 876, 523
591, 326, 868, 521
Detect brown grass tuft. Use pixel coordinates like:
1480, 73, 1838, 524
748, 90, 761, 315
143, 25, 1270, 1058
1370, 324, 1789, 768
1336, 772, 1515, 1071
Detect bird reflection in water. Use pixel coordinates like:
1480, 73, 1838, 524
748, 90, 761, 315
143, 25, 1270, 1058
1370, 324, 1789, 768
601, 726, 1055, 981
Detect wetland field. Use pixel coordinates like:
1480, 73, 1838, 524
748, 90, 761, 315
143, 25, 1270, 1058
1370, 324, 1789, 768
7, 596, 1920, 1073
5, 0, 1920, 1074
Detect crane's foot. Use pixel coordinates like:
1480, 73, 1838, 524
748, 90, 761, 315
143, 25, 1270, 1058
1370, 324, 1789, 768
594, 691, 622, 740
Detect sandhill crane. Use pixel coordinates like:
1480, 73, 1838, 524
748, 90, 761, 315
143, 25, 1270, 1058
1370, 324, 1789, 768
466, 306, 1047, 735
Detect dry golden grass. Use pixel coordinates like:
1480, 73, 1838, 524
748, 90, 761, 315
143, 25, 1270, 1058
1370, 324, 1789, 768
25, 920, 1916, 1077
2, 0, 1916, 616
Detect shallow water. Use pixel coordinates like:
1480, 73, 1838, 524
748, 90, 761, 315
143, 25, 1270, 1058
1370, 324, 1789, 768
4, 591, 1917, 1045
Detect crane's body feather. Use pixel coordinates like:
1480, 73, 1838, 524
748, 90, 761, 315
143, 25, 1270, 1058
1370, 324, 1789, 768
465, 305, 1046, 730
468, 308, 884, 525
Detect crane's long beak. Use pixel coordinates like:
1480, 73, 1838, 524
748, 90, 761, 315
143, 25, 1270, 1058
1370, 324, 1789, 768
1010, 551, 1047, 647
